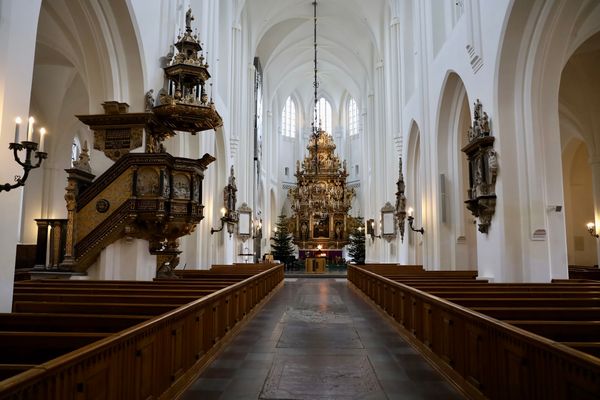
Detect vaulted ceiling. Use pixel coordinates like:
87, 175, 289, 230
241, 0, 389, 118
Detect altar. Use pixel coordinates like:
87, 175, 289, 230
299, 249, 343, 263
305, 257, 326, 273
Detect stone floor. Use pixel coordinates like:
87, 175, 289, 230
181, 278, 463, 400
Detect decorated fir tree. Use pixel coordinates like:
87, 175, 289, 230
270, 215, 296, 266
347, 224, 365, 265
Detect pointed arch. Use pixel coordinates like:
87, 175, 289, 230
436, 71, 477, 270
406, 120, 423, 265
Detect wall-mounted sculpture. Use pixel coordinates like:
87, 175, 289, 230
211, 166, 239, 236
395, 157, 407, 242
461, 99, 498, 233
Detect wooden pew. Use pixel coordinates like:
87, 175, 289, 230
0, 263, 285, 399
347, 264, 600, 399
0, 332, 109, 364
0, 313, 147, 332
471, 307, 600, 320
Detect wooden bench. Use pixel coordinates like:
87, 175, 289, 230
348, 264, 600, 399
0, 313, 147, 332
0, 263, 284, 399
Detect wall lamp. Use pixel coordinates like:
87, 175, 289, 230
407, 207, 424, 235
587, 222, 599, 238
1, 117, 48, 193
366, 218, 381, 241
211, 207, 236, 235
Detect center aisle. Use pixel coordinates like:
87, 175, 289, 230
182, 278, 462, 400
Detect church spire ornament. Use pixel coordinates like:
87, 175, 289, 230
152, 7, 223, 134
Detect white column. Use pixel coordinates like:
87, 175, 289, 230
0, 0, 42, 312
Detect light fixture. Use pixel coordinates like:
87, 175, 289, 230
407, 207, 424, 235
1, 116, 48, 193
587, 222, 599, 238
367, 218, 380, 241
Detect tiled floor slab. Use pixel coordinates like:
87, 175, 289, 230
181, 278, 463, 400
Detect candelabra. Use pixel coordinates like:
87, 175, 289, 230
407, 207, 424, 235
367, 218, 381, 241
1, 117, 48, 193
587, 222, 599, 239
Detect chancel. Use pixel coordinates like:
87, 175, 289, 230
0, 1, 599, 399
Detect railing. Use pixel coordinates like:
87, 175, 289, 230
0, 264, 284, 400
348, 265, 600, 400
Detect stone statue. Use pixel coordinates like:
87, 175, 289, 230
224, 166, 237, 216
72, 140, 92, 173
185, 8, 194, 31
474, 99, 482, 120
481, 112, 490, 134
487, 149, 498, 184
145, 89, 154, 111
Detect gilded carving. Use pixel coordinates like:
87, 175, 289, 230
288, 128, 355, 249
95, 199, 110, 213
173, 174, 190, 199
76, 170, 133, 242
137, 168, 160, 197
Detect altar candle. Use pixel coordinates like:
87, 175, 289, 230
27, 117, 34, 142
39, 127, 46, 152
14, 117, 21, 143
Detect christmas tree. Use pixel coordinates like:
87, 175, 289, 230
270, 215, 296, 266
347, 223, 365, 265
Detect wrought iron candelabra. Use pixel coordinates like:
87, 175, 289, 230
407, 207, 424, 235
1, 117, 47, 193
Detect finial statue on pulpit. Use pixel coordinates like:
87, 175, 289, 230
144, 89, 154, 112
185, 8, 194, 32
72, 140, 92, 173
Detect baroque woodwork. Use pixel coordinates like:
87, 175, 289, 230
461, 99, 498, 234
287, 128, 358, 250
62, 152, 214, 272
152, 7, 223, 134
395, 157, 407, 242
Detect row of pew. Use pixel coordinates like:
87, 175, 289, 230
0, 263, 284, 399
350, 264, 600, 400
568, 264, 600, 281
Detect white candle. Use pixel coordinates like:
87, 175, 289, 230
39, 127, 46, 152
27, 117, 34, 142
14, 117, 21, 143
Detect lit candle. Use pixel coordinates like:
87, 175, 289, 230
220, 207, 226, 217
39, 127, 46, 152
27, 116, 34, 142
14, 117, 21, 143
408, 207, 414, 217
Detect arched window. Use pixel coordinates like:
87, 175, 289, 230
314, 97, 332, 134
281, 96, 296, 137
347, 97, 359, 136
